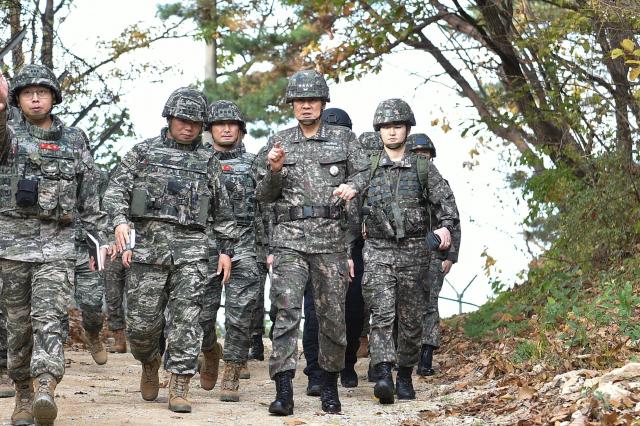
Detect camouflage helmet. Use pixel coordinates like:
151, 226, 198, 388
207, 100, 246, 133
372, 98, 416, 131
408, 133, 436, 158
322, 107, 352, 129
162, 87, 207, 122
285, 70, 330, 103
9, 64, 62, 107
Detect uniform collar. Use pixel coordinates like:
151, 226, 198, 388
292, 122, 329, 143
379, 149, 412, 168
25, 114, 62, 141
160, 127, 201, 151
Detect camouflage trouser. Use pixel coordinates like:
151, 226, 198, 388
250, 261, 269, 337
423, 253, 446, 348
74, 258, 104, 334
0, 308, 6, 369
104, 255, 127, 331
126, 261, 205, 375
362, 246, 428, 368
200, 256, 260, 363
269, 247, 349, 378
0, 259, 74, 382
199, 256, 223, 353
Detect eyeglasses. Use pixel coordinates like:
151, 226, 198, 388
19, 88, 52, 99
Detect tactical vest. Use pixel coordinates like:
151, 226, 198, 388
364, 153, 430, 240
0, 116, 80, 224
216, 149, 256, 227
129, 143, 212, 229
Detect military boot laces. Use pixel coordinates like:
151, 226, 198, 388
168, 374, 191, 413
320, 371, 341, 414
396, 366, 416, 400
32, 373, 57, 426
85, 330, 107, 365
417, 344, 436, 376
11, 379, 33, 426
248, 335, 264, 361
268, 370, 294, 416
0, 368, 16, 398
374, 362, 395, 404
108, 329, 127, 354
140, 355, 161, 401
220, 362, 241, 402
199, 342, 222, 391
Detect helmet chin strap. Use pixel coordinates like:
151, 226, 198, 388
385, 141, 405, 150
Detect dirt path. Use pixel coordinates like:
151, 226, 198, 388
0, 340, 454, 426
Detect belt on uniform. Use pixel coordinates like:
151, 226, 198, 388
274, 205, 342, 223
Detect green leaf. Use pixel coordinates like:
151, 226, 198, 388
621, 39, 635, 53
611, 48, 624, 59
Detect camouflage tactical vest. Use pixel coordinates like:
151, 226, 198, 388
129, 143, 212, 229
364, 153, 429, 240
215, 149, 256, 227
0, 115, 81, 224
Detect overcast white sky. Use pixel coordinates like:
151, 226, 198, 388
59, 0, 536, 318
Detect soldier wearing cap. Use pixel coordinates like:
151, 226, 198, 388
255, 70, 368, 415
0, 64, 109, 425
197, 100, 260, 402
407, 133, 462, 377
361, 99, 459, 404
102, 87, 236, 414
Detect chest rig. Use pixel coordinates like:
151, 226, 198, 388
364, 153, 430, 240
0, 117, 79, 224
216, 149, 256, 227
130, 141, 212, 229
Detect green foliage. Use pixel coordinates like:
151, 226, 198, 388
512, 340, 539, 364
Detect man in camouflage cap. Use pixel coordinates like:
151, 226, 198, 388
102, 87, 236, 414
198, 99, 260, 402
408, 133, 462, 377
361, 99, 459, 404
256, 69, 369, 415
0, 64, 109, 425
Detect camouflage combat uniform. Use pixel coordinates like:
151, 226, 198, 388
102, 126, 235, 376
200, 140, 260, 364
104, 251, 127, 332
0, 65, 108, 387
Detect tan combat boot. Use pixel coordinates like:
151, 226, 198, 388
140, 355, 161, 401
108, 329, 127, 353
0, 368, 15, 398
199, 342, 222, 391
219, 362, 241, 402
356, 336, 369, 358
11, 378, 33, 426
32, 373, 57, 426
84, 330, 108, 365
239, 362, 250, 380
168, 373, 192, 413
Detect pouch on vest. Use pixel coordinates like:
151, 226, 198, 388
130, 188, 148, 217
391, 202, 405, 240
37, 179, 59, 214
16, 178, 38, 207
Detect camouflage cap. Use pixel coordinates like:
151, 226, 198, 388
372, 98, 416, 130
322, 107, 352, 129
162, 87, 207, 122
407, 133, 436, 157
285, 69, 330, 103
207, 100, 246, 132
9, 64, 62, 107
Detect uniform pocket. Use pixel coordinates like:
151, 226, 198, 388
38, 179, 59, 212
319, 154, 347, 186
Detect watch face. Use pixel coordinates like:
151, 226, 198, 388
329, 165, 339, 176
281, 167, 288, 177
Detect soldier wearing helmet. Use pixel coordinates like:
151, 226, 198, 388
255, 70, 369, 416
407, 133, 462, 378
0, 65, 109, 425
102, 87, 236, 414
197, 100, 261, 402
360, 99, 459, 405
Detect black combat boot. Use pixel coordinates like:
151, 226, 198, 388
320, 370, 341, 414
373, 362, 394, 404
396, 366, 416, 400
417, 344, 436, 376
306, 373, 322, 396
248, 334, 264, 361
269, 370, 294, 416
340, 363, 358, 388
367, 361, 378, 382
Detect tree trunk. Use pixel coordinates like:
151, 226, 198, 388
40, 0, 54, 68
9, 0, 25, 69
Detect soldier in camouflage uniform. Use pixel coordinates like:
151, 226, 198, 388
0, 64, 109, 425
102, 88, 236, 414
407, 133, 462, 377
361, 99, 459, 404
0, 297, 15, 399
198, 100, 260, 402
256, 70, 368, 416
73, 167, 110, 365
